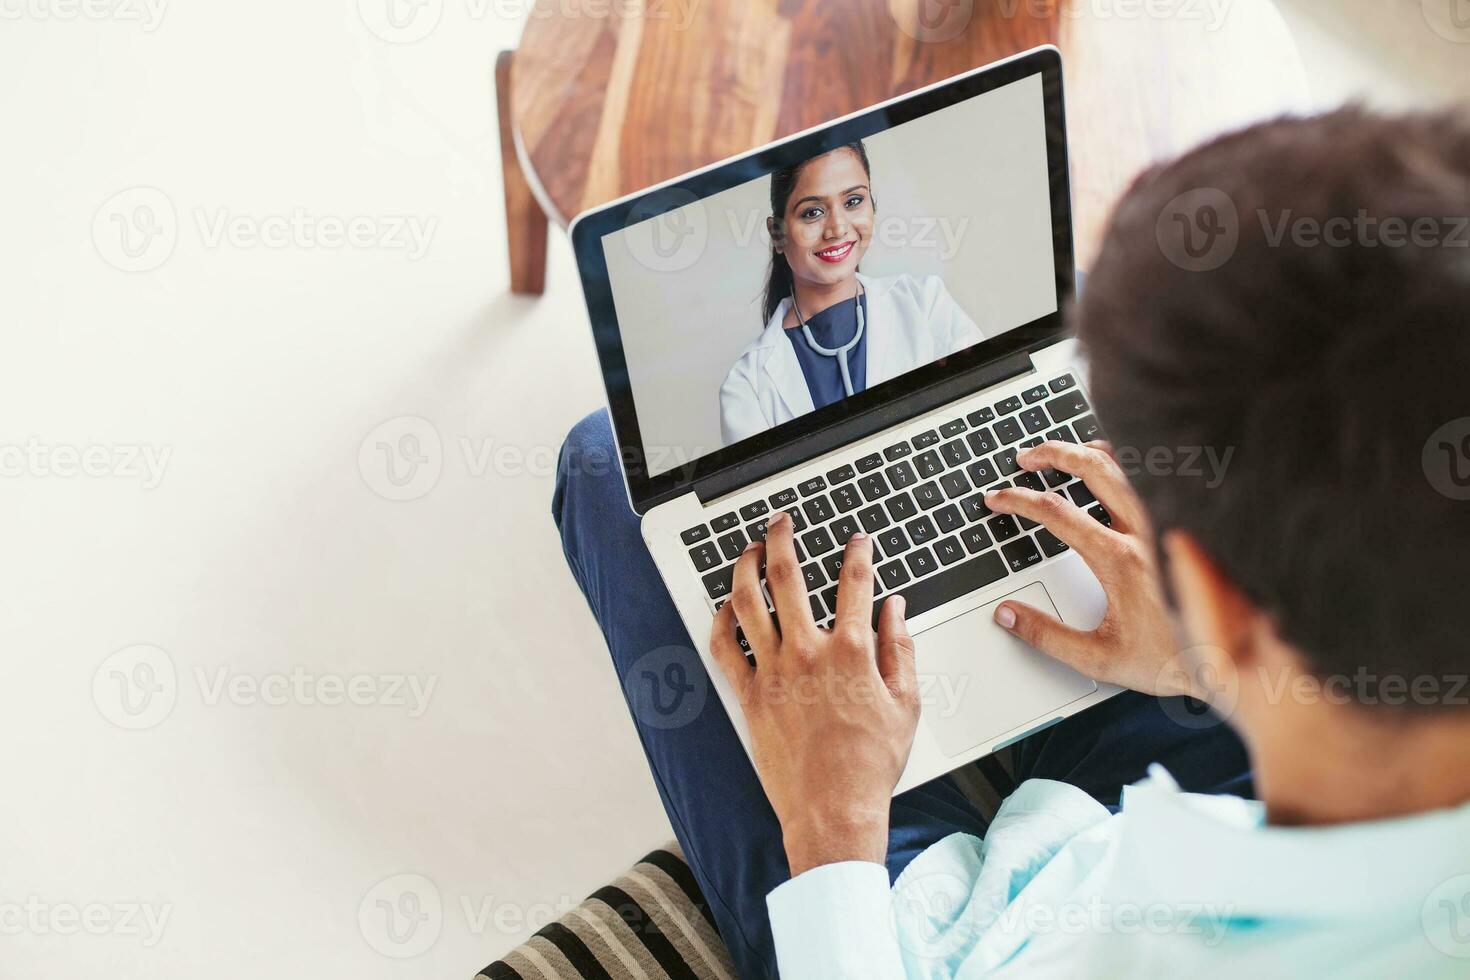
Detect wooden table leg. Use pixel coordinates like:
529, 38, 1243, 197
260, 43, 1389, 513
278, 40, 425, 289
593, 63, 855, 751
496, 50, 548, 297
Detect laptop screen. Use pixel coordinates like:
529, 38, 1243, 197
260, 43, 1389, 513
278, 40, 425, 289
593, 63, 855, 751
572, 49, 1072, 512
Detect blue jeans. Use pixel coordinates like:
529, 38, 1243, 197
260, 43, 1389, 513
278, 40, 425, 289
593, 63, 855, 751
552, 410, 1251, 980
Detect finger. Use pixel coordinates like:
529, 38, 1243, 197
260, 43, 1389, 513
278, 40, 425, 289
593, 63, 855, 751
731, 540, 779, 654
984, 486, 1116, 567
833, 532, 876, 628
709, 601, 754, 696
876, 595, 916, 697
1013, 441, 1145, 533
993, 599, 1101, 676
763, 511, 816, 635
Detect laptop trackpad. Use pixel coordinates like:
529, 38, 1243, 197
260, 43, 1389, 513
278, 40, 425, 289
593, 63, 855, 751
917, 582, 1098, 758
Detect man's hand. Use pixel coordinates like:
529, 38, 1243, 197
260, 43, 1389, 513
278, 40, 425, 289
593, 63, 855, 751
984, 441, 1201, 699
709, 511, 919, 877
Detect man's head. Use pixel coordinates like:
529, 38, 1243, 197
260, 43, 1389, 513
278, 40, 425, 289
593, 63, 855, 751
1077, 107, 1470, 732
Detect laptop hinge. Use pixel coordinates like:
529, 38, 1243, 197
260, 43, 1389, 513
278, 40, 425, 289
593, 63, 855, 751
693, 351, 1036, 506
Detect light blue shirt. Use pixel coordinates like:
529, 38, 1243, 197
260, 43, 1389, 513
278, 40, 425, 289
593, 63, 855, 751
767, 766, 1470, 978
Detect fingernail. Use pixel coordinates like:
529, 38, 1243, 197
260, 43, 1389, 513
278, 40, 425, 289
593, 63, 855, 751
744, 541, 760, 552
893, 595, 906, 615
851, 532, 866, 542
770, 511, 789, 528
995, 604, 1017, 629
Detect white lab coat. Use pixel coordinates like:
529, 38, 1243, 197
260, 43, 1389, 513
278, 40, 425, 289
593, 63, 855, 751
719, 272, 984, 446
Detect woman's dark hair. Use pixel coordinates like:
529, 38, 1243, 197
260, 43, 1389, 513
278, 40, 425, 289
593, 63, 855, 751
761, 141, 871, 325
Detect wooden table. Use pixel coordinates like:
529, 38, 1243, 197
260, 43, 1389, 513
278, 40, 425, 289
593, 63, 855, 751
496, 0, 1309, 294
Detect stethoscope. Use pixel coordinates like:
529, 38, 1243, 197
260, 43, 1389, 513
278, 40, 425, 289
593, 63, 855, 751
790, 281, 866, 398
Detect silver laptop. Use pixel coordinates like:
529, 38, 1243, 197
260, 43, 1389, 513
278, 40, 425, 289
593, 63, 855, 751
569, 46, 1119, 794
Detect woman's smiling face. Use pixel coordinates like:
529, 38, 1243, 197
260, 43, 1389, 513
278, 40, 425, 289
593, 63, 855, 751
776, 148, 874, 294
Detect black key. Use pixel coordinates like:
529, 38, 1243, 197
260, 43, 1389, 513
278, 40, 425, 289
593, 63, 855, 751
966, 406, 995, 425
1045, 425, 1076, 444
832, 484, 862, 513
769, 487, 799, 509
877, 560, 911, 591
688, 542, 720, 571
803, 496, 835, 524
884, 441, 912, 461
1069, 482, 1096, 507
702, 565, 734, 600
717, 530, 748, 560
801, 562, 826, 591
878, 527, 911, 557
871, 551, 1008, 628
802, 527, 837, 555
939, 418, 967, 438
911, 429, 940, 449
1089, 504, 1112, 527
746, 519, 769, 542
1019, 516, 1040, 531
795, 539, 808, 562
933, 535, 965, 566
798, 476, 827, 496
1020, 407, 1049, 434
995, 448, 1021, 476
826, 464, 855, 485
988, 514, 1021, 542
883, 494, 916, 524
939, 439, 970, 469
782, 506, 808, 532
960, 492, 990, 522
1002, 536, 1043, 573
995, 395, 1023, 416
1021, 437, 1042, 449
1014, 472, 1045, 493
1041, 468, 1070, 488
886, 461, 918, 490
740, 500, 769, 520
906, 516, 938, 545
809, 595, 825, 621
934, 504, 964, 533
830, 514, 862, 544
681, 525, 710, 545
1037, 528, 1069, 557
965, 458, 998, 489
822, 585, 840, 612
966, 427, 997, 456
939, 470, 971, 500
821, 552, 846, 584
1045, 391, 1090, 423
857, 504, 890, 533
711, 512, 738, 532
1049, 374, 1076, 393
960, 524, 992, 554
856, 452, 884, 473
913, 481, 944, 510
859, 473, 890, 501
1073, 414, 1103, 442
913, 450, 944, 479
1022, 384, 1049, 404
905, 547, 938, 578
994, 417, 1024, 445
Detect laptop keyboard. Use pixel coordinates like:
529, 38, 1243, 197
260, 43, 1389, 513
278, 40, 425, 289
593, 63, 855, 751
680, 373, 1107, 655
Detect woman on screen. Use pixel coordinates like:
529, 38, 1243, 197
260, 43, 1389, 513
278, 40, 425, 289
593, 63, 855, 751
718, 140, 985, 446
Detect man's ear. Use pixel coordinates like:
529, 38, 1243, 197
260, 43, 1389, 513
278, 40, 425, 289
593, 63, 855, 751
1160, 529, 1263, 669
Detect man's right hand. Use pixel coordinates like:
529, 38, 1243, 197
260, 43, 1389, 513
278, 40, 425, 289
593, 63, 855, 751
983, 441, 1202, 699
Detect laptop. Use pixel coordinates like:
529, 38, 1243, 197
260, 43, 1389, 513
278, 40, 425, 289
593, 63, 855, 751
569, 45, 1119, 794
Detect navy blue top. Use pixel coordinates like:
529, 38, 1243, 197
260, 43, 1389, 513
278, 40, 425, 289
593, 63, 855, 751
783, 293, 869, 410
